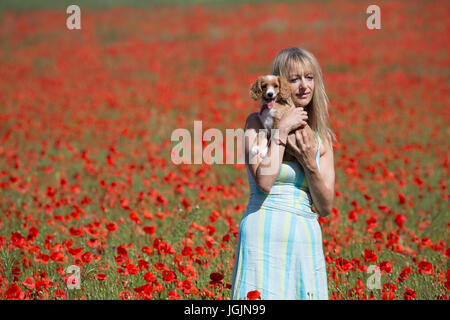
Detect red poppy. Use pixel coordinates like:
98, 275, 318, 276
55, 288, 66, 300
129, 211, 142, 224
87, 238, 100, 247
126, 263, 139, 275
5, 284, 24, 299
168, 290, 181, 300
27, 226, 39, 241
182, 246, 193, 257
398, 193, 406, 204
21, 276, 35, 289
82, 251, 93, 263
96, 273, 108, 281
247, 290, 261, 300
381, 291, 395, 300
143, 226, 156, 235
378, 261, 392, 274
364, 249, 377, 262
106, 222, 117, 232
417, 261, 433, 275
138, 259, 149, 271
156, 195, 168, 206
366, 217, 377, 229
210, 272, 224, 282
394, 214, 406, 228
69, 227, 84, 237
162, 270, 176, 283
404, 288, 416, 300
141, 246, 153, 255
120, 291, 132, 300
336, 258, 352, 272
134, 284, 152, 295
182, 279, 192, 290
143, 272, 157, 283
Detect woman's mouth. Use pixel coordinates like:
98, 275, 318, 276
297, 92, 310, 98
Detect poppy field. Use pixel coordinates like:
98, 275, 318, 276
0, 0, 448, 300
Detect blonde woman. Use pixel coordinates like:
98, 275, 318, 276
231, 47, 337, 300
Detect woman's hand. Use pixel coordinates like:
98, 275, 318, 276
278, 106, 308, 136
286, 126, 319, 172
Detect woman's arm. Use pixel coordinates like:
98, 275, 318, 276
303, 132, 335, 217
244, 113, 288, 194
245, 107, 308, 194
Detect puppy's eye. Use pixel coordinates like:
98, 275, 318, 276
274, 85, 278, 88
261, 84, 267, 89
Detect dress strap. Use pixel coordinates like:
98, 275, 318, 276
315, 130, 321, 172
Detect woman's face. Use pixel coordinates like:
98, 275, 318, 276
287, 62, 315, 108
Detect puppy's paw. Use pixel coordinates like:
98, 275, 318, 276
259, 146, 269, 158
250, 145, 260, 157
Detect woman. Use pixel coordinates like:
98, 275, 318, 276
231, 47, 337, 300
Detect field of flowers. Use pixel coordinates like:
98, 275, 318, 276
0, 0, 448, 300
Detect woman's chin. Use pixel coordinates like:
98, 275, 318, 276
294, 101, 309, 108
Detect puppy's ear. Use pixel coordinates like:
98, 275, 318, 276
249, 77, 262, 101
278, 76, 292, 102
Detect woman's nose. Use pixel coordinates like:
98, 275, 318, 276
298, 79, 306, 89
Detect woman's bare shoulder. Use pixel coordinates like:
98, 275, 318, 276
320, 131, 333, 157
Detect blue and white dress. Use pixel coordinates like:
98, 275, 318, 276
231, 131, 328, 300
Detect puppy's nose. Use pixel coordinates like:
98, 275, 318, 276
267, 92, 273, 98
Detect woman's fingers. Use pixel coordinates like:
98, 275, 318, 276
295, 129, 305, 150
286, 134, 300, 153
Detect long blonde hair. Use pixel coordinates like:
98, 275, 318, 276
272, 47, 338, 145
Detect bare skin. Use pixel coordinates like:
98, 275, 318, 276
244, 62, 335, 217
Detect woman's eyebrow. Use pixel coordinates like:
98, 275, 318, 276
289, 72, 313, 77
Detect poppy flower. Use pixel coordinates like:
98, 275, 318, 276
247, 290, 261, 300
182, 246, 193, 257
5, 284, 24, 299
364, 249, 377, 262
398, 193, 406, 204
69, 227, 83, 237
404, 288, 416, 300
182, 279, 192, 291
96, 274, 108, 281
143, 226, 156, 235
417, 261, 433, 275
120, 291, 132, 300
106, 222, 117, 232
21, 277, 36, 289
162, 270, 176, 283
168, 290, 181, 300
209, 272, 224, 285
126, 263, 139, 275
378, 261, 392, 274
394, 214, 406, 228
129, 211, 142, 224
138, 259, 150, 271
143, 272, 157, 283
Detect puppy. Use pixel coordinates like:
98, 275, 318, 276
249, 75, 316, 160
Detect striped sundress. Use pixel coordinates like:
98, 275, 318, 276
231, 130, 328, 300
